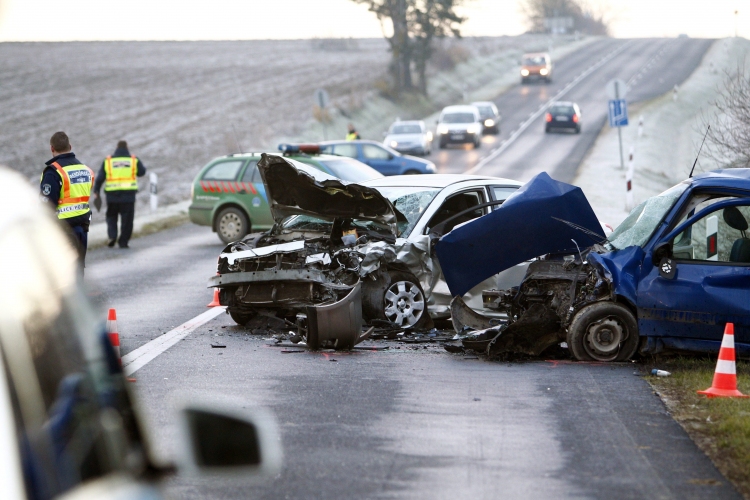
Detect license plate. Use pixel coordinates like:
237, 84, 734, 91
451, 134, 465, 140
556, 116, 568, 121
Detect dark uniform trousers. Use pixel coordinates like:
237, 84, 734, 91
106, 202, 135, 246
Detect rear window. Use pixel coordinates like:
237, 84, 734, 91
550, 106, 575, 115
202, 160, 244, 181
390, 124, 423, 134
319, 159, 382, 182
442, 113, 475, 124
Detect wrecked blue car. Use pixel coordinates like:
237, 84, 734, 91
437, 170, 750, 361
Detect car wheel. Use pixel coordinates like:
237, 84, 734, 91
229, 309, 256, 326
382, 271, 428, 328
404, 169, 421, 175
473, 138, 481, 149
545, 126, 550, 133
567, 302, 639, 362
216, 207, 249, 244
575, 125, 581, 134
439, 140, 446, 149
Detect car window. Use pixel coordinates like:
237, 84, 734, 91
671, 198, 750, 263
426, 189, 487, 233
318, 159, 382, 182
491, 186, 519, 209
331, 144, 358, 158
363, 144, 391, 160
441, 113, 476, 124
202, 160, 244, 181
523, 56, 545, 65
240, 160, 260, 182
550, 106, 575, 115
390, 124, 423, 134
0, 217, 147, 499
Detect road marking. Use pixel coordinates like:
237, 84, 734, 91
465, 40, 634, 175
121, 307, 226, 375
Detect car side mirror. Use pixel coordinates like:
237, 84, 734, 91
435, 120, 439, 125
178, 404, 281, 476
651, 241, 673, 267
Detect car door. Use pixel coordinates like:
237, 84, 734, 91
237, 159, 274, 231
637, 197, 750, 350
362, 143, 399, 175
422, 188, 494, 316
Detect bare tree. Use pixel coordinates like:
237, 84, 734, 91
702, 65, 750, 168
520, 0, 610, 35
352, 0, 467, 96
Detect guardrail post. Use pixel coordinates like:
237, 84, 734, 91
149, 172, 158, 211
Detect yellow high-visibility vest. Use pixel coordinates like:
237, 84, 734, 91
48, 162, 94, 219
104, 156, 138, 191
346, 132, 359, 141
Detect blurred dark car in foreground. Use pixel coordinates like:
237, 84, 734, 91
545, 101, 581, 134
0, 168, 280, 499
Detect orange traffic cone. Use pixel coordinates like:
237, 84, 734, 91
698, 323, 748, 398
207, 274, 221, 307
107, 308, 121, 362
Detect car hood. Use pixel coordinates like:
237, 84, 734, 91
436, 172, 606, 297
385, 134, 425, 143
258, 153, 398, 232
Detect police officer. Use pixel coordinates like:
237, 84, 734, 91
40, 131, 94, 273
92, 140, 146, 248
346, 123, 361, 141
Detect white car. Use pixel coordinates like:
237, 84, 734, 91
436, 105, 483, 149
383, 120, 432, 156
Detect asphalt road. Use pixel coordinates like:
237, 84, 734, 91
432, 37, 714, 183
82, 37, 741, 499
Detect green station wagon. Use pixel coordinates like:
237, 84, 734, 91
189, 145, 384, 243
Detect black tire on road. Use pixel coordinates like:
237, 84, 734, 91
439, 140, 446, 149
216, 207, 249, 244
575, 125, 581, 134
567, 302, 640, 362
404, 170, 422, 175
229, 309, 256, 326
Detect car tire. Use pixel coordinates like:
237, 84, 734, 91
378, 271, 429, 329
229, 309, 256, 326
545, 126, 550, 133
575, 125, 581, 134
404, 169, 421, 175
216, 207, 249, 244
567, 302, 640, 362
473, 138, 481, 149
439, 140, 447, 149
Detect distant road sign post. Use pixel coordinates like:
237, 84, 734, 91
314, 88, 330, 139
606, 79, 628, 170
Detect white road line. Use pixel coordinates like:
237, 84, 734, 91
121, 307, 226, 375
465, 40, 634, 175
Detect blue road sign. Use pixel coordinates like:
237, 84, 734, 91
608, 99, 628, 127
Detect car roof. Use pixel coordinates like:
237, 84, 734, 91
391, 120, 424, 125
441, 105, 479, 114
550, 101, 576, 106
471, 101, 495, 106
690, 168, 750, 190
209, 152, 344, 162
363, 174, 522, 189
523, 52, 549, 57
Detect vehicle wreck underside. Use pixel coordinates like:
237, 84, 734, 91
452, 251, 615, 357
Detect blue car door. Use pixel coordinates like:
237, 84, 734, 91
362, 143, 400, 175
637, 198, 750, 352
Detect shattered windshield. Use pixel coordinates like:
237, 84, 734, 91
608, 182, 689, 250
280, 186, 440, 238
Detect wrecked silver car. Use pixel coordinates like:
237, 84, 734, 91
209, 154, 525, 348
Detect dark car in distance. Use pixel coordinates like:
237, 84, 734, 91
545, 101, 581, 134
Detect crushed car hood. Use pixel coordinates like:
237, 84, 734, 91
258, 153, 399, 231
436, 172, 606, 297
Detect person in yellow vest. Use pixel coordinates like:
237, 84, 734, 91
39, 131, 94, 272
346, 123, 361, 141
92, 140, 146, 248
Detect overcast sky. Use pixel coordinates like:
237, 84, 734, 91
0, 0, 746, 41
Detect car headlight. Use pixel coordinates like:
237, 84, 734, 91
437, 124, 449, 135
468, 123, 481, 134
390, 140, 398, 148
540, 68, 549, 76
521, 68, 530, 76
484, 119, 495, 127
426, 131, 433, 142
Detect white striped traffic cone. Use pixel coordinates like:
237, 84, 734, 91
107, 308, 121, 364
698, 323, 748, 398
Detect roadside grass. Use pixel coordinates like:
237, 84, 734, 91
645, 356, 750, 497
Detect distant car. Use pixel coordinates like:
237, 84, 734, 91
189, 145, 384, 243
319, 140, 436, 176
0, 167, 279, 500
383, 120, 432, 156
471, 101, 501, 134
521, 52, 552, 84
545, 101, 581, 134
436, 105, 483, 149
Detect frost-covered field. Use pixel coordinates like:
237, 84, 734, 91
575, 38, 750, 227
1, 35, 573, 221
